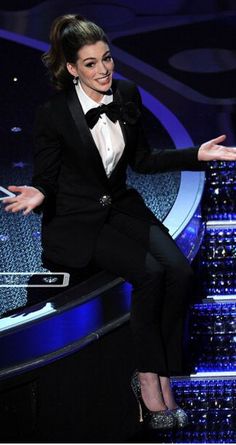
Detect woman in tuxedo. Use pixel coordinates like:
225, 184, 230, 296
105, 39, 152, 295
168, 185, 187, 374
4, 14, 236, 430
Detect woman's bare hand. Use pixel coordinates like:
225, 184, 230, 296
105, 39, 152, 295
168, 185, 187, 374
3, 185, 45, 215
198, 135, 236, 161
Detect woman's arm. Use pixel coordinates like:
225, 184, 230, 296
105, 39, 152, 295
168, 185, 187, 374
198, 134, 236, 161
31, 102, 63, 199
128, 85, 236, 173
3, 186, 45, 215
3, 101, 63, 214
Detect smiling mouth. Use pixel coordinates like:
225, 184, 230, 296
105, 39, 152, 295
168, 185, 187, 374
97, 74, 111, 81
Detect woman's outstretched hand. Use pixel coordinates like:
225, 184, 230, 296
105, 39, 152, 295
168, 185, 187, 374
198, 135, 236, 161
3, 186, 45, 215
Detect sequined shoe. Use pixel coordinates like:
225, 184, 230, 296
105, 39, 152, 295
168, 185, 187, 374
170, 407, 189, 428
131, 370, 176, 430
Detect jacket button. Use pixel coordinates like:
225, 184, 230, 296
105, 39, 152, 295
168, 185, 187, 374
99, 195, 112, 207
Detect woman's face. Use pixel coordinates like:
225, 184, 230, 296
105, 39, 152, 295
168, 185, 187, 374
67, 41, 114, 102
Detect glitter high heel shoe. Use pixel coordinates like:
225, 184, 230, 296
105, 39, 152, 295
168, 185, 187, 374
131, 371, 176, 430
170, 407, 189, 428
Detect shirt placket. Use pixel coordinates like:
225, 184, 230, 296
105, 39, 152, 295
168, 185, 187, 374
100, 114, 114, 176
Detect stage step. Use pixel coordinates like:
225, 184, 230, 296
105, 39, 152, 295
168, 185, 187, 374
134, 377, 236, 444
197, 225, 236, 299
202, 160, 235, 222
188, 302, 236, 373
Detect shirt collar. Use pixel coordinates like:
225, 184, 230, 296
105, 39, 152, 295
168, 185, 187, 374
75, 81, 113, 114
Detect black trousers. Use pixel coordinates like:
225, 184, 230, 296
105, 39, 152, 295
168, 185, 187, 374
43, 208, 194, 377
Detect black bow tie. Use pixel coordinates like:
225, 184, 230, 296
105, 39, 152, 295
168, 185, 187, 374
85, 102, 121, 129
85, 101, 140, 129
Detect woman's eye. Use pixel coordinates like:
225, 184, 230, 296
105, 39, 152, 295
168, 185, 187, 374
85, 56, 112, 67
104, 55, 112, 62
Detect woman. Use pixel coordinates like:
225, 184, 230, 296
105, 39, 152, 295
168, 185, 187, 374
4, 14, 236, 430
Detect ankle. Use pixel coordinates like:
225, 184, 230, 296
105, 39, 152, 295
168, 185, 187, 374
141, 390, 167, 412
138, 372, 167, 412
159, 376, 178, 410
139, 372, 159, 386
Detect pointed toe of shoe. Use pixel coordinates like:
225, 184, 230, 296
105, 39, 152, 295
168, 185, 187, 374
171, 407, 189, 428
146, 409, 176, 430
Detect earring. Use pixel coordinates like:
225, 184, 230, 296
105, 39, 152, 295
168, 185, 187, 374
73, 76, 78, 85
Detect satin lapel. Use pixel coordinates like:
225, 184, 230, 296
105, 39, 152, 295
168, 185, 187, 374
66, 88, 108, 182
113, 85, 128, 147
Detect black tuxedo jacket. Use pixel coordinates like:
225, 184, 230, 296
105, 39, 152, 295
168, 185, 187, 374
32, 79, 205, 268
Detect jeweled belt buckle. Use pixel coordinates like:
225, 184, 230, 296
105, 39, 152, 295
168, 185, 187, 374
99, 194, 112, 207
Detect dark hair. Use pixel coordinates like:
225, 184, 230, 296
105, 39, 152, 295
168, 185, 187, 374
42, 14, 109, 90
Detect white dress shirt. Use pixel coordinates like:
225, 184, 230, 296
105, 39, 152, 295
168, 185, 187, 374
75, 82, 125, 177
